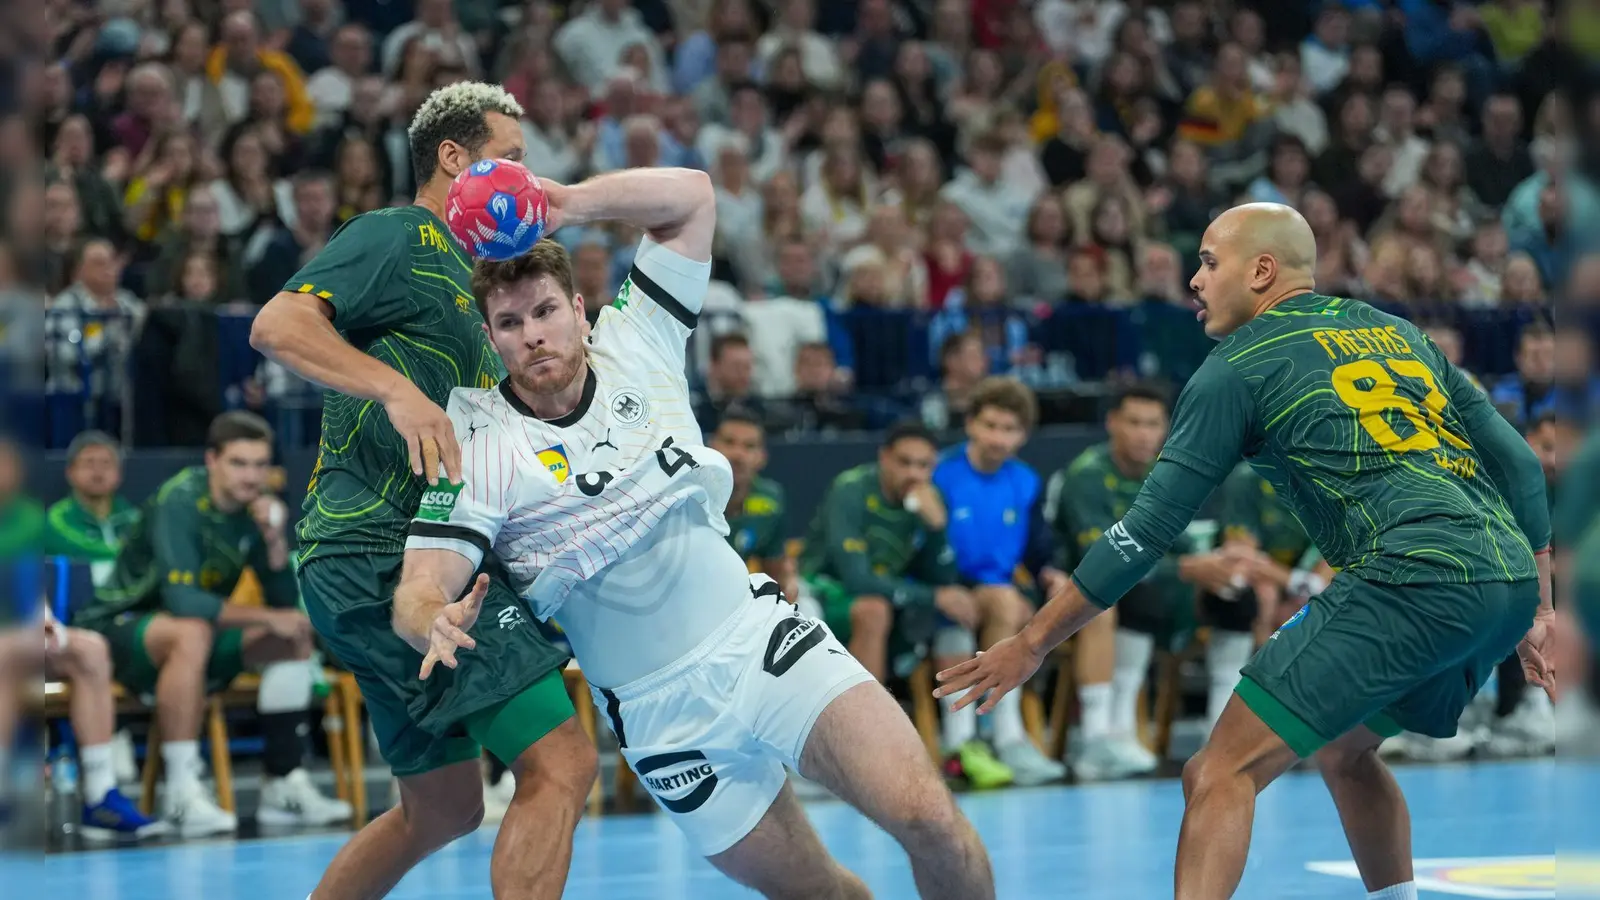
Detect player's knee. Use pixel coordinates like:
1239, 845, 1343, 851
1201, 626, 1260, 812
1181, 749, 1211, 801
997, 591, 1032, 633
64, 629, 112, 682
164, 617, 216, 664
418, 791, 485, 842
849, 596, 893, 639
878, 779, 968, 854
512, 718, 598, 814
1315, 740, 1379, 781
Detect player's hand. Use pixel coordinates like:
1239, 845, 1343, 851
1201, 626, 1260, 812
383, 382, 461, 485
249, 495, 288, 539
1039, 567, 1071, 599
934, 586, 981, 630
933, 634, 1046, 714
1517, 606, 1558, 701
267, 609, 313, 642
904, 482, 947, 530
420, 574, 489, 679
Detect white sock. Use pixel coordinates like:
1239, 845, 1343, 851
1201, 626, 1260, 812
1367, 882, 1417, 900
941, 694, 978, 750
990, 684, 1028, 747
1078, 682, 1113, 740
1111, 629, 1154, 737
80, 742, 117, 805
162, 740, 201, 792
1206, 630, 1257, 730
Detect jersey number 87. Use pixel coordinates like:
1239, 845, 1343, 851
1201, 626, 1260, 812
1331, 358, 1473, 455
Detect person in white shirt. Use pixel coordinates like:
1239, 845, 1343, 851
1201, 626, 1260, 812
396, 166, 994, 900
380, 0, 483, 77
306, 24, 373, 128
939, 134, 1039, 260
553, 0, 668, 92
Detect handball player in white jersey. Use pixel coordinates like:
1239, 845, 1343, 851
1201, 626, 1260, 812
390, 166, 994, 900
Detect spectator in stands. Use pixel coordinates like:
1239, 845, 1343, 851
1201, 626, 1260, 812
145, 184, 246, 301
757, 0, 843, 90
41, 431, 138, 586
330, 135, 385, 225
1037, 86, 1097, 189
774, 341, 864, 433
744, 238, 830, 397
39, 178, 84, 295
123, 128, 204, 244
1006, 194, 1072, 310
1501, 252, 1547, 305
694, 332, 762, 432
380, 0, 480, 78
110, 63, 178, 159
520, 79, 593, 186
306, 24, 373, 128
46, 238, 144, 413
799, 421, 973, 684
571, 235, 614, 325
1421, 320, 1488, 393
555, 0, 667, 92
1467, 93, 1535, 209
283, 0, 343, 93
921, 331, 986, 433
841, 203, 929, 309
923, 200, 974, 309
0, 497, 164, 840
71, 412, 350, 837
1045, 384, 1247, 780
931, 256, 1029, 376
1552, 326, 1600, 422
1313, 92, 1376, 206
46, 114, 127, 248
940, 132, 1037, 260
1300, 3, 1352, 96
1244, 134, 1314, 208
1458, 219, 1511, 307
246, 170, 336, 303
931, 377, 1068, 787
1493, 321, 1558, 426
1511, 180, 1588, 291
1418, 140, 1488, 246
208, 12, 314, 135
1176, 42, 1267, 152
1269, 51, 1328, 156
710, 407, 799, 603
1375, 85, 1429, 198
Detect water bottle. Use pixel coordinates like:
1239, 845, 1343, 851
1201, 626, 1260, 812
49, 749, 80, 838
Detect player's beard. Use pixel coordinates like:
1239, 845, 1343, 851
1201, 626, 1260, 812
510, 345, 586, 399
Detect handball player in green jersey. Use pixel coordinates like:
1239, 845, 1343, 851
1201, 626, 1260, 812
251, 82, 593, 900
937, 203, 1557, 900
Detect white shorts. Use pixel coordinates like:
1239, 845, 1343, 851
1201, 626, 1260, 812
589, 579, 875, 856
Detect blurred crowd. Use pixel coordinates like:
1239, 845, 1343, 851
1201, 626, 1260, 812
2, 0, 1600, 449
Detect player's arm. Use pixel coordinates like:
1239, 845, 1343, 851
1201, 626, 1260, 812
245, 510, 300, 611
1021, 489, 1063, 584
250, 215, 459, 482
394, 405, 517, 652
1443, 361, 1552, 559
1026, 356, 1253, 654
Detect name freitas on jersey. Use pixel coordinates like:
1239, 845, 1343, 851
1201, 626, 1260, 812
416, 296, 734, 621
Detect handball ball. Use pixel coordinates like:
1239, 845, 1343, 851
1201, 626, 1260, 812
445, 158, 550, 261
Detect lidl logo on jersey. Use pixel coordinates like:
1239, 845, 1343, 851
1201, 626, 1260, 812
537, 444, 571, 483
417, 483, 463, 522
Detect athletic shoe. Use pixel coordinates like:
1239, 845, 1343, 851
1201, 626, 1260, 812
1109, 735, 1160, 776
163, 781, 238, 838
81, 788, 171, 841
1486, 694, 1555, 757
258, 769, 355, 827
995, 740, 1066, 786
950, 740, 1014, 790
481, 772, 515, 825
1069, 736, 1154, 782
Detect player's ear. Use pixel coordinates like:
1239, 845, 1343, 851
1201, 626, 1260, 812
1251, 253, 1277, 291
437, 139, 471, 180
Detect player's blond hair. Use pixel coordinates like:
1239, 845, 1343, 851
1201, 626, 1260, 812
407, 82, 525, 185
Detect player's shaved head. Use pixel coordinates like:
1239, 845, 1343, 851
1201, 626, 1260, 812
1210, 202, 1316, 273
1190, 202, 1319, 338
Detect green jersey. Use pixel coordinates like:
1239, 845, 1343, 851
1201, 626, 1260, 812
1217, 462, 1311, 568
1045, 442, 1192, 593
77, 467, 299, 628
727, 476, 788, 562
1072, 293, 1548, 607
288, 207, 504, 562
42, 495, 139, 563
799, 464, 958, 610
0, 496, 43, 560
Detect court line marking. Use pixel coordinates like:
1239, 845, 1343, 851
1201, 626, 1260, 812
1306, 857, 1554, 899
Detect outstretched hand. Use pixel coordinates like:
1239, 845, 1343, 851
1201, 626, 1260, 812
420, 574, 490, 679
1517, 606, 1558, 701
932, 634, 1047, 715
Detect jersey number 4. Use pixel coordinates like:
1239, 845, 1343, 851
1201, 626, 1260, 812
575, 437, 701, 497
1331, 358, 1472, 454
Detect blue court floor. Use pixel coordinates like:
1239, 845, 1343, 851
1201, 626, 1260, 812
12, 759, 1584, 899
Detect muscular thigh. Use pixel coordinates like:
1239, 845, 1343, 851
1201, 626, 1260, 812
708, 782, 840, 898
798, 680, 952, 828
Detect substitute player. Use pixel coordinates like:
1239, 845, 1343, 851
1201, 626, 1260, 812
250, 82, 594, 900
937, 202, 1555, 900
398, 166, 994, 900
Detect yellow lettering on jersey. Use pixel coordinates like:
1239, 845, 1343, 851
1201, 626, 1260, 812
745, 496, 778, 515
1314, 330, 1341, 359
842, 538, 868, 554
1314, 328, 1418, 360
417, 223, 452, 254
455, 294, 473, 314
168, 570, 195, 585
1433, 452, 1477, 479
1385, 326, 1412, 354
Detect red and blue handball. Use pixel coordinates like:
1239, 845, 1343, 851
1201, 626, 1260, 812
445, 158, 551, 261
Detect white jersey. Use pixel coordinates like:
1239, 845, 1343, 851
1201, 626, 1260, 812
406, 237, 751, 685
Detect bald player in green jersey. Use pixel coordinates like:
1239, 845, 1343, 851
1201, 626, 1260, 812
250, 83, 594, 900
936, 202, 1556, 900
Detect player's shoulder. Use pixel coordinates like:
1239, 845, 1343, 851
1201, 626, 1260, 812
750, 475, 787, 508
155, 466, 208, 506
445, 385, 505, 419
1065, 442, 1111, 478
933, 446, 969, 479
328, 207, 421, 247
832, 463, 875, 493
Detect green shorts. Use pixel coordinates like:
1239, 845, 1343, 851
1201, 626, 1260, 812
299, 553, 574, 777
1238, 575, 1540, 758
99, 612, 247, 696
807, 574, 936, 678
